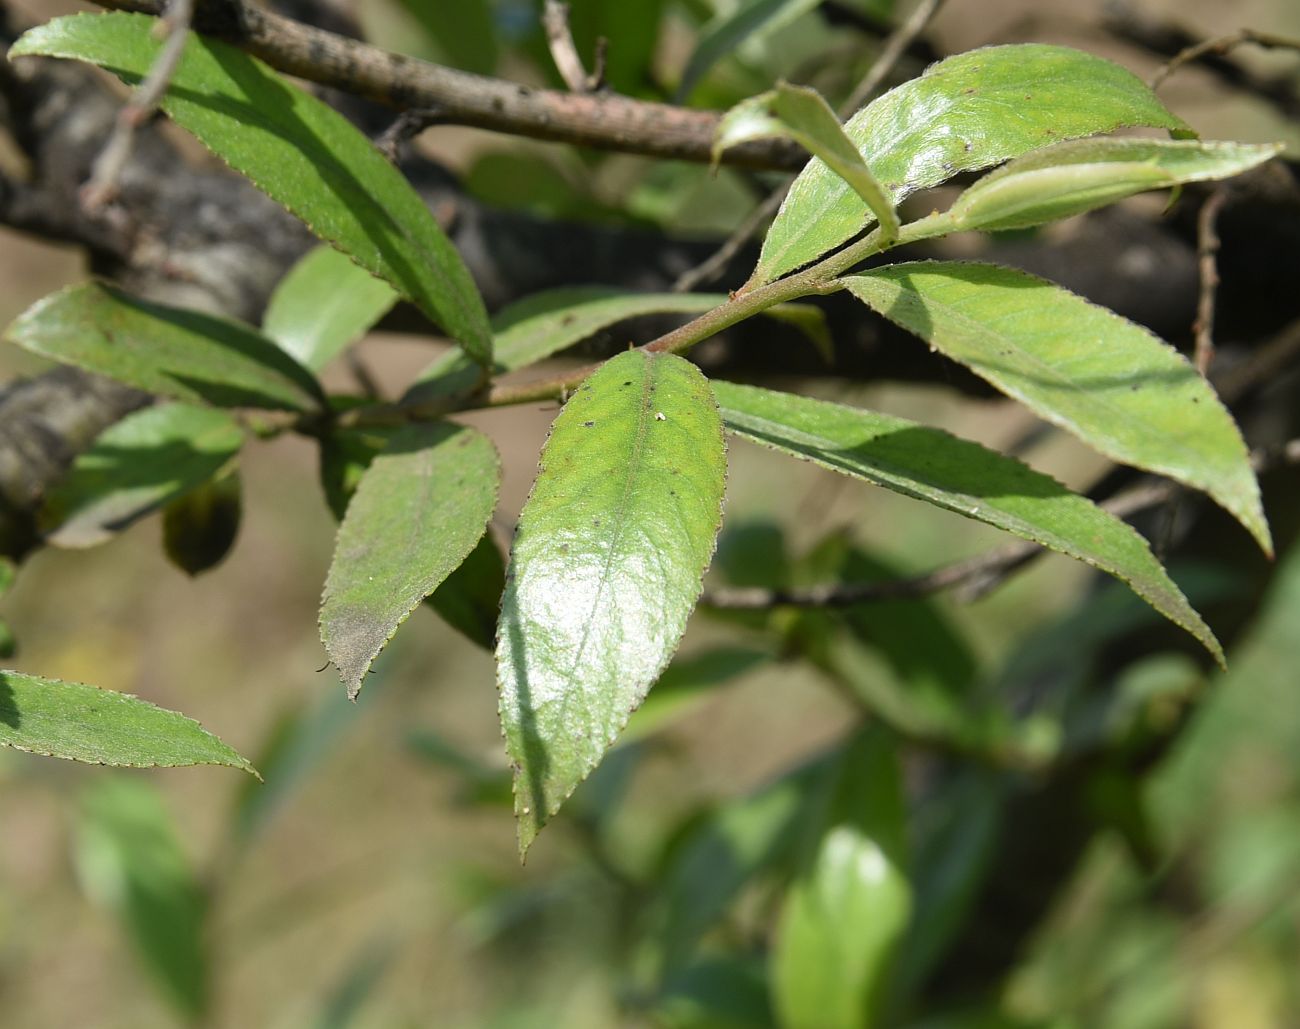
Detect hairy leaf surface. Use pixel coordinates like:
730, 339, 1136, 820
41, 403, 244, 548
714, 381, 1223, 664
6, 283, 323, 412
263, 245, 398, 371
497, 350, 726, 855
321, 422, 500, 698
755, 44, 1191, 284
13, 13, 492, 365
844, 263, 1268, 552
0, 670, 258, 773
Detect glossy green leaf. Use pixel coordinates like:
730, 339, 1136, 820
321, 422, 500, 698
949, 139, 1281, 232
6, 283, 323, 412
74, 779, 210, 1018
754, 44, 1192, 284
426, 532, 506, 650
262, 245, 398, 371
497, 350, 727, 856
0, 669, 258, 773
714, 381, 1223, 664
13, 13, 492, 365
716, 82, 899, 243
162, 468, 242, 576
773, 736, 911, 1029
41, 403, 244, 548
844, 263, 1268, 553
678, 0, 821, 100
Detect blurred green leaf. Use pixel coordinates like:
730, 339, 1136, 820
0, 556, 15, 598
678, 0, 821, 101
623, 645, 774, 743
392, 0, 498, 73
318, 423, 403, 523
657, 955, 777, 1028
262, 245, 398, 372
497, 351, 726, 856
715, 381, 1223, 665
844, 264, 1268, 554
321, 422, 501, 698
13, 13, 492, 365
39, 403, 243, 549
754, 44, 1192, 284
73, 779, 209, 1017
162, 469, 242, 576
0, 670, 258, 773
6, 283, 323, 412
716, 81, 899, 243
949, 139, 1279, 233
316, 936, 398, 1029
427, 531, 507, 650
0, 621, 15, 660
563, 0, 666, 95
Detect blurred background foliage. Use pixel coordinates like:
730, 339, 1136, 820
1, 0, 1299, 1025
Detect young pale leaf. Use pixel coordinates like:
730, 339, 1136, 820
405, 286, 829, 408
949, 139, 1281, 232
0, 670, 258, 773
6, 283, 323, 412
843, 263, 1269, 553
715, 82, 900, 244
754, 44, 1193, 285
497, 350, 727, 856
676, 0, 821, 101
262, 245, 399, 371
321, 423, 500, 699
714, 381, 1224, 664
162, 469, 242, 576
41, 403, 244, 548
75, 780, 211, 1017
12, 13, 492, 366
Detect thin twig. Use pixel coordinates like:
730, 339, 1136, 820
1192, 187, 1227, 376
1149, 26, 1300, 91
82, 0, 194, 211
671, 0, 945, 293
87, 0, 806, 170
374, 106, 446, 162
701, 440, 1300, 612
542, 1, 604, 93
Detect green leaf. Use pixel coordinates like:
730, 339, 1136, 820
6, 283, 323, 412
772, 734, 911, 1029
843, 263, 1269, 553
754, 44, 1193, 284
41, 402, 244, 548
949, 139, 1281, 232
320, 422, 501, 698
0, 669, 258, 773
74, 779, 211, 1018
677, 0, 822, 101
262, 245, 398, 371
622, 645, 773, 743
0, 621, 15, 660
714, 381, 1224, 665
393, 0, 498, 74
162, 468, 242, 576
715, 82, 899, 244
13, 13, 492, 366
426, 532, 506, 650
497, 350, 727, 856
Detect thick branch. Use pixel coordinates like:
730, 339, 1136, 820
91, 0, 808, 170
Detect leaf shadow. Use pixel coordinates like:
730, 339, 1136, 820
0, 674, 20, 729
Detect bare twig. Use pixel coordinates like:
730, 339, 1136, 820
1192, 187, 1227, 376
87, 0, 806, 170
82, 0, 194, 211
1149, 26, 1300, 91
374, 106, 446, 162
671, 0, 946, 292
543, 1, 605, 93
701, 439, 1300, 612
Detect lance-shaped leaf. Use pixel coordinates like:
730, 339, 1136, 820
0, 670, 258, 773
41, 403, 244, 548
497, 350, 727, 856
716, 82, 900, 244
6, 283, 323, 411
714, 381, 1224, 664
843, 263, 1269, 553
948, 138, 1281, 232
13, 13, 492, 366
321, 422, 500, 699
263, 245, 399, 371
753, 44, 1193, 285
